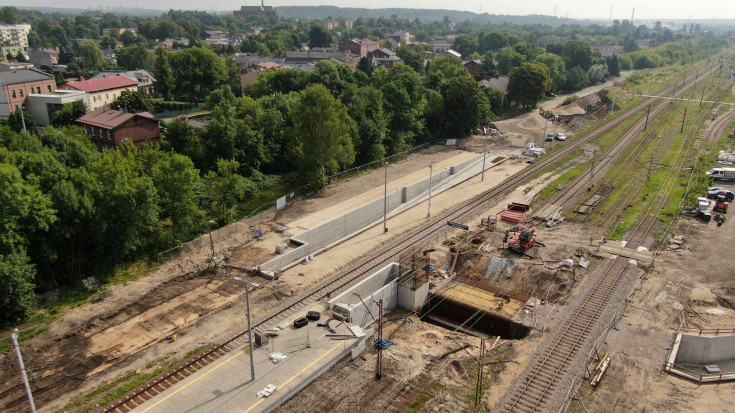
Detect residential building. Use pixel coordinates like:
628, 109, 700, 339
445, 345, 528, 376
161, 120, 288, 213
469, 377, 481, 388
383, 32, 415, 49
0, 24, 32, 48
91, 70, 157, 96
59, 75, 138, 111
1, 45, 26, 60
338, 39, 380, 58
598, 45, 625, 57
0, 68, 56, 121
26, 89, 89, 127
101, 49, 117, 65
439, 49, 462, 59
77, 108, 160, 152
102, 28, 136, 37
429, 37, 454, 53
368, 48, 404, 69
464, 59, 483, 77
234, 1, 279, 20
478, 75, 509, 94
324, 19, 354, 30
285, 50, 358, 70
0, 61, 34, 71
28, 48, 59, 68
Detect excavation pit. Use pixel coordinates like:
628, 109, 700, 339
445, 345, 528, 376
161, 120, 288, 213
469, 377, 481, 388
423, 277, 530, 339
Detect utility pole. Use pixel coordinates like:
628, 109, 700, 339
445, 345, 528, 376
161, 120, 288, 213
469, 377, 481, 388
20, 106, 26, 132
481, 131, 488, 182
680, 107, 688, 133
376, 299, 383, 380
383, 161, 388, 233
11, 329, 36, 413
700, 88, 706, 106
643, 105, 651, 131
246, 285, 255, 382
207, 220, 215, 261
474, 338, 486, 409
427, 163, 434, 218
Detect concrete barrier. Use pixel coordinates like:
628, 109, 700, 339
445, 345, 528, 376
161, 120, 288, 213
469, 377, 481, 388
258, 153, 486, 276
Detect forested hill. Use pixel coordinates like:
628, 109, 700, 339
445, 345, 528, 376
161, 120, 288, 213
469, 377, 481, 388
278, 6, 581, 25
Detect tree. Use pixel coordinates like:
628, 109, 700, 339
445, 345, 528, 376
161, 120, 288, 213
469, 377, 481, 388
565, 66, 589, 90
395, 46, 423, 73
343, 85, 388, 164
152, 152, 201, 238
0, 163, 56, 326
507, 62, 551, 108
100, 36, 117, 50
153, 47, 174, 101
77, 39, 105, 70
51, 100, 87, 128
606, 54, 621, 77
441, 75, 490, 138
15, 50, 25, 62
479, 32, 507, 53
7, 109, 36, 133
169, 46, 227, 101
110, 90, 155, 113
203, 159, 245, 220
453, 33, 478, 58
116, 44, 152, 70
563, 39, 594, 71
587, 64, 609, 84
91, 143, 160, 261
534, 53, 567, 91
357, 57, 373, 76
0, 6, 21, 24
156, 20, 186, 40
286, 84, 356, 190
495, 46, 525, 75
308, 24, 332, 48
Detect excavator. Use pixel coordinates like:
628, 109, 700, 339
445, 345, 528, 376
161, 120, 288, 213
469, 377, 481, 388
503, 225, 544, 257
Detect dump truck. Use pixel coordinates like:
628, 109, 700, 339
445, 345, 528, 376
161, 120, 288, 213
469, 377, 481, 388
706, 167, 735, 181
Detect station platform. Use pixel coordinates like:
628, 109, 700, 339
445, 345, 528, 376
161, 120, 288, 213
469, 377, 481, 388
132, 304, 366, 413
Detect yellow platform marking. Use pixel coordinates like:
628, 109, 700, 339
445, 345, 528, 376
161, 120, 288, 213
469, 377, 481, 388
242, 340, 345, 413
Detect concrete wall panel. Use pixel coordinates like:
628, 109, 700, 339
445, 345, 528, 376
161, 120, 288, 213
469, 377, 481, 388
260, 153, 484, 273
676, 334, 735, 364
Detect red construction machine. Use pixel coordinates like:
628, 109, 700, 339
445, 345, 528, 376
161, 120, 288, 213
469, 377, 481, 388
503, 225, 544, 256
713, 195, 729, 213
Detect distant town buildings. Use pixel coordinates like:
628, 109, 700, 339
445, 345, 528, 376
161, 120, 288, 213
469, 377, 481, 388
234, 1, 279, 20
338, 39, 380, 58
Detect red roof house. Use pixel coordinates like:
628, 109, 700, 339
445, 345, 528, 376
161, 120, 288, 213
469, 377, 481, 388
59, 75, 138, 110
76, 108, 160, 152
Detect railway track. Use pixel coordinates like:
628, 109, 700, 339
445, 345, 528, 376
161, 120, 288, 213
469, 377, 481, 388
104, 62, 722, 413
496, 59, 733, 412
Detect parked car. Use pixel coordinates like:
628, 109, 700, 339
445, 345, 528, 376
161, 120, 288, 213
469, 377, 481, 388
545, 92, 557, 97
545, 133, 555, 142
554, 133, 567, 141
707, 188, 734, 201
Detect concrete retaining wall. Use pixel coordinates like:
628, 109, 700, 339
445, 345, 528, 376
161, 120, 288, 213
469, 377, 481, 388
675, 334, 735, 364
328, 262, 429, 328
259, 153, 485, 274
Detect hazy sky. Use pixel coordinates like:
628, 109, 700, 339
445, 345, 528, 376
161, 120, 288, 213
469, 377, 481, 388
9, 0, 735, 20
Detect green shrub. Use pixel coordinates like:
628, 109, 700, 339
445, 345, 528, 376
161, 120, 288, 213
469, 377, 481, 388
561, 95, 579, 106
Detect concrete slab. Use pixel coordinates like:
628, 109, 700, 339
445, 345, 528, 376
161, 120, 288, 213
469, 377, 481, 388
131, 304, 363, 413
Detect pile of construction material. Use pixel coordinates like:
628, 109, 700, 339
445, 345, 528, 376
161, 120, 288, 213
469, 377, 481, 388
717, 150, 735, 165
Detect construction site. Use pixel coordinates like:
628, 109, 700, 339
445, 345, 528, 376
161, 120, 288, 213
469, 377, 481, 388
3, 56, 735, 413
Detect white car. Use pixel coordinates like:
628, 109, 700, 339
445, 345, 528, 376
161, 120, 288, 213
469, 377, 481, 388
554, 133, 567, 141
